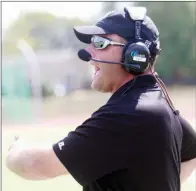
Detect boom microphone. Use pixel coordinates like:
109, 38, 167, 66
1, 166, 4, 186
78, 49, 91, 62
78, 49, 122, 65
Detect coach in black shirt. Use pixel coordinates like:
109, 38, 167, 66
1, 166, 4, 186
54, 74, 184, 191
6, 6, 196, 191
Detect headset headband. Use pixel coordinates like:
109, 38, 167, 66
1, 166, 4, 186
124, 6, 161, 55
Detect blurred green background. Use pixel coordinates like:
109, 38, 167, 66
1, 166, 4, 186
2, 2, 196, 191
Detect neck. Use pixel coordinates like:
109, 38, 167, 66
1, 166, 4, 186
111, 69, 153, 94
111, 75, 134, 94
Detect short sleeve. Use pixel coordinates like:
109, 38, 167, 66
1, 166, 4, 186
53, 112, 128, 185
179, 115, 196, 162
52, 108, 169, 186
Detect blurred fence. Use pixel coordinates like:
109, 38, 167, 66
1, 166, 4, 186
2, 49, 93, 124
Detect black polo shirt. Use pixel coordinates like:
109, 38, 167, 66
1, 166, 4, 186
53, 75, 196, 191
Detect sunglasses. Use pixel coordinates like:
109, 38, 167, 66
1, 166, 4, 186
91, 35, 125, 50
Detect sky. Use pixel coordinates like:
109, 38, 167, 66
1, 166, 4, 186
2, 2, 103, 31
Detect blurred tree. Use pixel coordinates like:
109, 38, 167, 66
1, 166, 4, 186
99, 2, 135, 15
2, 12, 88, 56
135, 2, 196, 82
2, 2, 196, 83
100, 2, 116, 15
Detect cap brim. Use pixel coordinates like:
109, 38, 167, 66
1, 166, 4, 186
73, 26, 107, 44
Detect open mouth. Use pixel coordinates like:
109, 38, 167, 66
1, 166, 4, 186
94, 66, 100, 75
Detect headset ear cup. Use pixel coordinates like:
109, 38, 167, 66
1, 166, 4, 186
123, 42, 151, 75
121, 42, 133, 63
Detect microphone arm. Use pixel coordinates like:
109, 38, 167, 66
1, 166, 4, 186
91, 58, 122, 65
78, 49, 122, 65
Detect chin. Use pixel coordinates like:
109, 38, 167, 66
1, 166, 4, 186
91, 83, 110, 93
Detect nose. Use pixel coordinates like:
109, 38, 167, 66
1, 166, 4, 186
85, 44, 96, 58
84, 45, 92, 54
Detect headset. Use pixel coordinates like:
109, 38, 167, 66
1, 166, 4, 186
78, 6, 161, 76
77, 6, 179, 115
122, 6, 179, 115
121, 6, 160, 75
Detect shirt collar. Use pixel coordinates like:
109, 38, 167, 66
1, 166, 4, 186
108, 74, 159, 102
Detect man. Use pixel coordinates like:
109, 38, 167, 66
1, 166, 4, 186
6, 6, 196, 191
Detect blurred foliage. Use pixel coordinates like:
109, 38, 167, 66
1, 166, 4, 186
2, 2, 196, 83
100, 2, 116, 15
135, 2, 196, 83
2, 12, 88, 55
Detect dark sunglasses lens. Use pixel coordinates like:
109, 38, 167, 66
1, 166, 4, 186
93, 37, 107, 49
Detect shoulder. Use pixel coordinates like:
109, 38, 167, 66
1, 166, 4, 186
85, 98, 162, 129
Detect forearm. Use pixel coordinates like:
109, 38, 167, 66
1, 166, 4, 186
6, 146, 49, 180
180, 158, 196, 183
6, 137, 68, 181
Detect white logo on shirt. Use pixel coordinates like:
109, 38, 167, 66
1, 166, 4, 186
58, 141, 64, 150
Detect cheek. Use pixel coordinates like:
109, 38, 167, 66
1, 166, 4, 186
112, 47, 122, 62
100, 64, 117, 77
108, 47, 123, 62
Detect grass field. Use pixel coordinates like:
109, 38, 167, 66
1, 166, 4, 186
2, 87, 196, 191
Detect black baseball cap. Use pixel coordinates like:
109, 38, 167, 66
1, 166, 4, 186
73, 8, 160, 53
